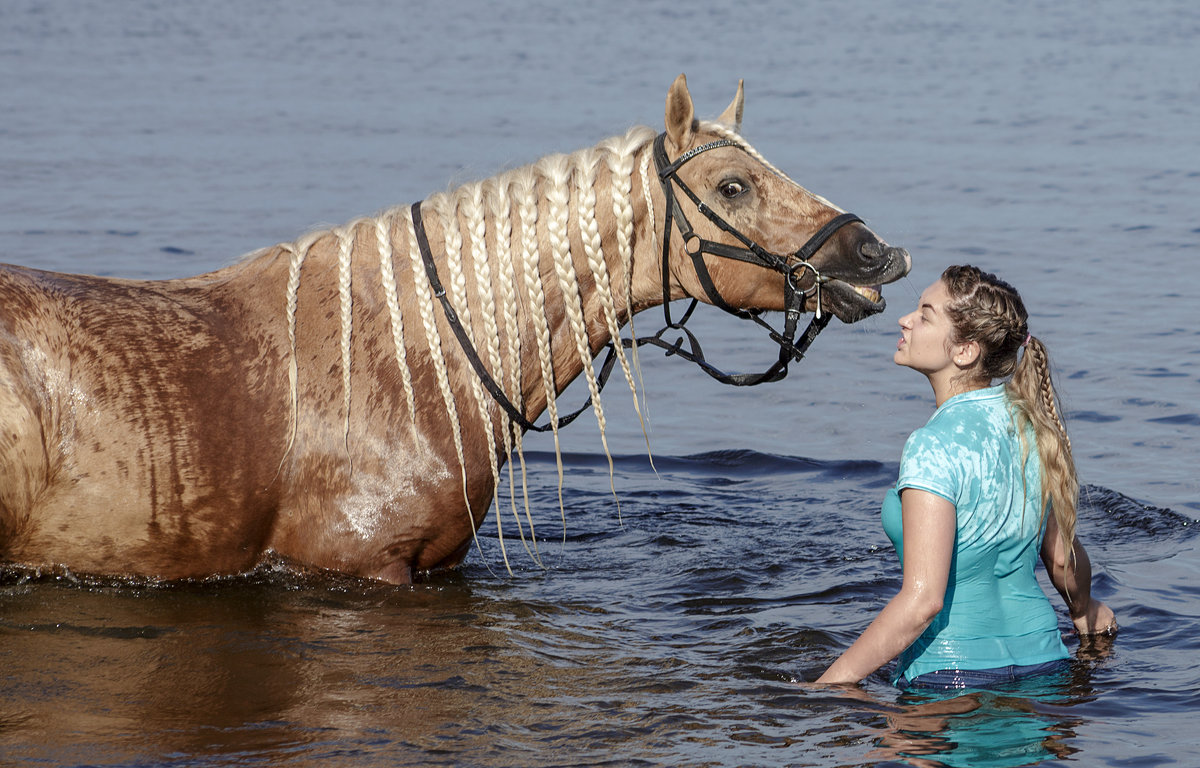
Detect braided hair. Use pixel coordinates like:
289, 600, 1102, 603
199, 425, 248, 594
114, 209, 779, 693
940, 265, 1079, 577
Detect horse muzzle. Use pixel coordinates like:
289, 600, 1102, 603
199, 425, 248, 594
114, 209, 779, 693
809, 239, 911, 323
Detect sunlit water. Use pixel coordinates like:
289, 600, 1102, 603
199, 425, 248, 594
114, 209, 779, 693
1, 1, 1198, 766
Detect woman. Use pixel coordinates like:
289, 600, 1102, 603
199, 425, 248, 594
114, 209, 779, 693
816, 265, 1116, 688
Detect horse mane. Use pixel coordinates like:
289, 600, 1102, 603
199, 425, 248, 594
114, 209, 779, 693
274, 120, 766, 573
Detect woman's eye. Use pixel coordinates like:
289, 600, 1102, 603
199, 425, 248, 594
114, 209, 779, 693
718, 179, 747, 199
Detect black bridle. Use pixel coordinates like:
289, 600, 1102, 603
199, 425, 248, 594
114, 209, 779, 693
644, 131, 862, 386
411, 132, 864, 433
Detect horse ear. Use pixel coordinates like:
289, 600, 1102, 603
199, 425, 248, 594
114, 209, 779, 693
665, 73, 695, 153
717, 79, 744, 132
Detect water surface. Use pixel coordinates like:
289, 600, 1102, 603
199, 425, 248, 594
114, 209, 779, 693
1, 1, 1197, 765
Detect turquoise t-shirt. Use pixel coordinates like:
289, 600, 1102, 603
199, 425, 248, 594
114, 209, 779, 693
882, 385, 1068, 684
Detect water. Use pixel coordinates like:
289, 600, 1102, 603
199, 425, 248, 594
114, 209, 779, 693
1, 0, 1198, 765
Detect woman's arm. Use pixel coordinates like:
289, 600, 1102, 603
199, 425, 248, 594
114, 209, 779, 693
815, 489, 956, 684
1041, 516, 1117, 635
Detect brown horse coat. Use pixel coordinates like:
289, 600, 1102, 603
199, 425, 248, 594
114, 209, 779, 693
0, 76, 910, 583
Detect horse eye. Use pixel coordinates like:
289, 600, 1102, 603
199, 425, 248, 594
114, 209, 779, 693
718, 178, 748, 199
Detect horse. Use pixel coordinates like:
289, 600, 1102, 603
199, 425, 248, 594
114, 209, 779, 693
0, 75, 910, 585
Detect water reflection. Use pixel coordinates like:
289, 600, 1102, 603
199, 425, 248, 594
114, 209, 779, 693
0, 566, 518, 763
835, 637, 1117, 768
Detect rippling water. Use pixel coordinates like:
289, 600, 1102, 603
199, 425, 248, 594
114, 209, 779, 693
2, 1, 1198, 766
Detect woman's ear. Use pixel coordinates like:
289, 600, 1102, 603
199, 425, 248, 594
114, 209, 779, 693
953, 340, 981, 369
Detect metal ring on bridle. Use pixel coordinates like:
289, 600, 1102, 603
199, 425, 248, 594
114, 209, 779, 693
787, 261, 821, 295
788, 261, 824, 319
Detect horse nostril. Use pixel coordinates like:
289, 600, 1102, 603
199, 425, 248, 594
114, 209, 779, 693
859, 241, 886, 262
859, 242, 911, 271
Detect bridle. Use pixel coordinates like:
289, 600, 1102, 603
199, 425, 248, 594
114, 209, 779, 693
643, 131, 862, 386
411, 131, 864, 433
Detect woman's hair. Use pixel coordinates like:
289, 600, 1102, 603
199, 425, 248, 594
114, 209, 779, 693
940, 265, 1079, 574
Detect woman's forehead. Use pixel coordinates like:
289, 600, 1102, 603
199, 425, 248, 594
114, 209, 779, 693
918, 279, 949, 308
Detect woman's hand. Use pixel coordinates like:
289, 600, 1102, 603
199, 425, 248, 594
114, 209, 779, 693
1072, 599, 1117, 637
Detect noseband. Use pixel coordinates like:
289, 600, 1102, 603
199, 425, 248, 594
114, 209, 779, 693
411, 132, 864, 433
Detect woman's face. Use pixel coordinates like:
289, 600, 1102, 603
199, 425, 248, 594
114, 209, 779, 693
895, 279, 959, 377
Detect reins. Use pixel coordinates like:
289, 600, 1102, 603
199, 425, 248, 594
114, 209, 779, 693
412, 201, 620, 434
410, 131, 864, 432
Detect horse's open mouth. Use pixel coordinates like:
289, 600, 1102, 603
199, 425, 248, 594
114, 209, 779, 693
807, 239, 908, 323
850, 284, 882, 304
818, 279, 887, 322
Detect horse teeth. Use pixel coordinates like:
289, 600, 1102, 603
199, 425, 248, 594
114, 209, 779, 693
852, 285, 881, 303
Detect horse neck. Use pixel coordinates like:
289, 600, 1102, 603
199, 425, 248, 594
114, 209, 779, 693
522, 136, 676, 423
418, 132, 664, 427
268, 127, 664, 439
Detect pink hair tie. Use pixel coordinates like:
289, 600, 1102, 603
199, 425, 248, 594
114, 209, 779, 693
1022, 333, 1032, 348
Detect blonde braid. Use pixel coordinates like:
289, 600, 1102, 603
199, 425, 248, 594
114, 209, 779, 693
375, 208, 417, 423
600, 132, 654, 458
634, 148, 656, 413
279, 236, 311, 467
465, 183, 507, 423
335, 222, 363, 458
403, 205, 485, 565
1018, 336, 1078, 568
571, 149, 621, 508
432, 192, 511, 574
485, 178, 543, 565
513, 173, 567, 520
467, 182, 537, 564
543, 153, 613, 467
1032, 340, 1072, 451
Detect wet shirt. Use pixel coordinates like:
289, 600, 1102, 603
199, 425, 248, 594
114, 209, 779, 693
882, 385, 1068, 684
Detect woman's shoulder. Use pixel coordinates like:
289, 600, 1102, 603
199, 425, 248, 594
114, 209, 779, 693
906, 406, 999, 464
898, 424, 961, 497
901, 422, 957, 467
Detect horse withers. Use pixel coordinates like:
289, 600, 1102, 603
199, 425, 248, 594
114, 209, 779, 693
0, 75, 909, 584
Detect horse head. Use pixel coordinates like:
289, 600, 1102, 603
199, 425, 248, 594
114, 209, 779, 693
651, 74, 910, 324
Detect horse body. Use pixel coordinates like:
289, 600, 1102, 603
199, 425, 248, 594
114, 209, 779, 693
0, 76, 910, 583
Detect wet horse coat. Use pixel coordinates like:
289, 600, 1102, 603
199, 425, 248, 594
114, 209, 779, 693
0, 76, 910, 583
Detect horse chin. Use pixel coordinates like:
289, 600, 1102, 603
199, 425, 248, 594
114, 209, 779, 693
818, 280, 888, 323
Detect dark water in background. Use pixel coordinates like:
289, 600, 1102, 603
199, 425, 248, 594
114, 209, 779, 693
1, 1, 1198, 766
